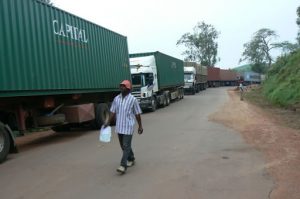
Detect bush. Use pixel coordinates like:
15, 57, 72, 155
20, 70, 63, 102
263, 50, 300, 107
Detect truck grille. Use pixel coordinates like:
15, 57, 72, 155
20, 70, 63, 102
131, 91, 141, 102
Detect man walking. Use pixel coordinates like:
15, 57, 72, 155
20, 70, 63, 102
107, 80, 143, 174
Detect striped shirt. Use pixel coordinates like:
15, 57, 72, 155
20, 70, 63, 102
110, 93, 142, 135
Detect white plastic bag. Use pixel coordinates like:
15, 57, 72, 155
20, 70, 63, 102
99, 125, 112, 143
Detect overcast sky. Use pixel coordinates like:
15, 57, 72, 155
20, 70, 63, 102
51, 0, 299, 69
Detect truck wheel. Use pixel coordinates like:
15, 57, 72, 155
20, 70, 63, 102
0, 126, 10, 163
160, 95, 167, 108
163, 96, 167, 107
180, 88, 184, 99
149, 97, 157, 112
161, 92, 169, 107
191, 87, 196, 95
107, 102, 115, 126
196, 85, 200, 93
166, 93, 170, 106
93, 103, 109, 129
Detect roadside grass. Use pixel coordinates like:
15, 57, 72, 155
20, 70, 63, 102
244, 86, 272, 107
243, 50, 300, 130
244, 86, 300, 130
263, 50, 300, 107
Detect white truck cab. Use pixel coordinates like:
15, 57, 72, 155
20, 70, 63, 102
130, 53, 184, 111
130, 56, 158, 110
184, 66, 197, 93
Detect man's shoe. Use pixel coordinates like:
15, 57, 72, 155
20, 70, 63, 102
116, 166, 126, 174
127, 160, 135, 167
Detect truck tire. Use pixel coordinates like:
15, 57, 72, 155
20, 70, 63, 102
161, 92, 168, 107
0, 126, 10, 163
179, 88, 184, 99
93, 103, 109, 129
162, 96, 167, 107
191, 87, 196, 95
107, 102, 115, 126
166, 93, 170, 106
196, 85, 200, 93
149, 97, 157, 112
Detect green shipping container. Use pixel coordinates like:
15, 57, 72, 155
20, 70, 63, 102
129, 52, 184, 89
0, 0, 131, 97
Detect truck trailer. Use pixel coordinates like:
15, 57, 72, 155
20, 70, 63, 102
129, 52, 184, 111
0, 0, 131, 163
219, 69, 239, 86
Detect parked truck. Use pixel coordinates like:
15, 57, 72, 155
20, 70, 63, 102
242, 71, 262, 85
207, 67, 221, 87
183, 62, 207, 94
207, 67, 240, 87
0, 0, 131, 163
219, 69, 239, 86
129, 52, 184, 111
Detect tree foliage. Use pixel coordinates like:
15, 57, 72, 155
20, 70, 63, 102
273, 41, 299, 55
176, 21, 220, 66
271, 6, 300, 56
240, 28, 279, 73
251, 63, 268, 74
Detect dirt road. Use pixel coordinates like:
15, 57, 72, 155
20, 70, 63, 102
0, 88, 276, 199
210, 88, 300, 199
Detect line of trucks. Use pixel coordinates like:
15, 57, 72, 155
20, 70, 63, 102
1, 0, 262, 163
0, 0, 209, 163
207, 67, 262, 87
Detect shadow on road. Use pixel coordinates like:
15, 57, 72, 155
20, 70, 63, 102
15, 129, 93, 153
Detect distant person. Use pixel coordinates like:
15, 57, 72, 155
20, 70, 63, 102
239, 82, 244, 101
106, 80, 143, 174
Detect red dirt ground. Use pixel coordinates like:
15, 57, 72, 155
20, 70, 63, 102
210, 89, 300, 199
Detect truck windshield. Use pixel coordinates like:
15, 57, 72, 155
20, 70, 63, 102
132, 73, 153, 87
184, 74, 194, 81
132, 74, 143, 86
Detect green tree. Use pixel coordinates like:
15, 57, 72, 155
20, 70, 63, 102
270, 7, 300, 56
240, 28, 279, 73
251, 63, 267, 74
176, 21, 220, 66
273, 41, 299, 55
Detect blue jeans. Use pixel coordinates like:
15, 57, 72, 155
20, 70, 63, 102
118, 134, 135, 168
